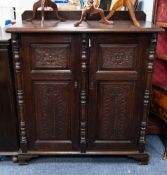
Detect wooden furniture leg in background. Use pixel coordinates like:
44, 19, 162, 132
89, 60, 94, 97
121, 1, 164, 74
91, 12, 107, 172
164, 130, 167, 159
74, 0, 112, 27
27, 0, 64, 21
106, 0, 140, 27
106, 0, 123, 20
125, 0, 140, 27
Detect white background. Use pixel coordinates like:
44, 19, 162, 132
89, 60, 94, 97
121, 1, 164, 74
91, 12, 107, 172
0, 0, 36, 25
0, 0, 155, 26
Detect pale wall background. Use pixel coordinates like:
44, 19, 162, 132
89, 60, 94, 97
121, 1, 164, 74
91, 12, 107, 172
0, 0, 155, 27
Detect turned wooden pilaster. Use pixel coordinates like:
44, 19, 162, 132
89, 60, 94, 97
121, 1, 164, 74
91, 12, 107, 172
12, 34, 27, 153
139, 33, 157, 153
80, 33, 89, 153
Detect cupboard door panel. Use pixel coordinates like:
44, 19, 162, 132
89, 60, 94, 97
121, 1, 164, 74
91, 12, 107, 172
88, 34, 147, 151
21, 34, 80, 151
31, 44, 71, 70
97, 82, 135, 141
88, 81, 138, 150
98, 44, 138, 70
32, 82, 73, 150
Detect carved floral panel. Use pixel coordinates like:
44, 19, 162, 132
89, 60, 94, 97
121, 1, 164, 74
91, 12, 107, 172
99, 44, 137, 69
31, 44, 70, 69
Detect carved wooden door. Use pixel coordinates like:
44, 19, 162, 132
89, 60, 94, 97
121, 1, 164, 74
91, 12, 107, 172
88, 34, 148, 151
21, 34, 80, 152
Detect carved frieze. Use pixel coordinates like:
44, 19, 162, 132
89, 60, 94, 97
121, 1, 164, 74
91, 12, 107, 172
31, 44, 70, 69
99, 44, 137, 69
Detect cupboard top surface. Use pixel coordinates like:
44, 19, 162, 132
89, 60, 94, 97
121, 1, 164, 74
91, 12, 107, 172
6, 20, 163, 33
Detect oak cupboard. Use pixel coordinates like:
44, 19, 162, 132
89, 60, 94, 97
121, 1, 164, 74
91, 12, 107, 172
6, 12, 163, 164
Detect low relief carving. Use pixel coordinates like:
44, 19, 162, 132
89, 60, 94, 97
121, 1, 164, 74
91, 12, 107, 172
100, 45, 135, 69
35, 83, 68, 140
32, 44, 69, 68
99, 83, 133, 140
